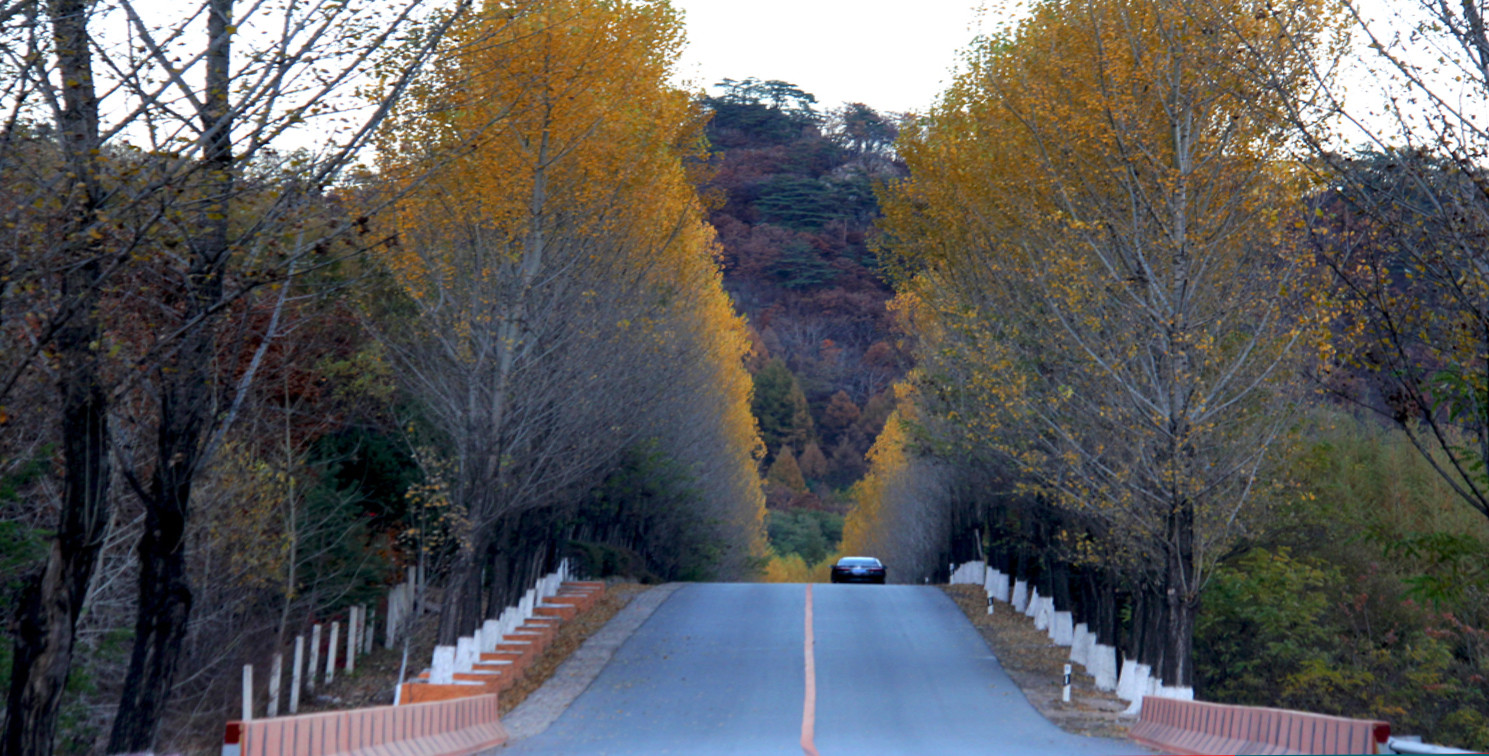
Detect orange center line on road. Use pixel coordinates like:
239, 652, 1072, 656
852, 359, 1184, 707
802, 584, 819, 756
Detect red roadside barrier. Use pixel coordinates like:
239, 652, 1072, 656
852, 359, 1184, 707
1130, 695, 1391, 755
221, 693, 505, 756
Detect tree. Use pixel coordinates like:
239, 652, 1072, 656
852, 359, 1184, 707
372, 0, 766, 641
878, 0, 1338, 689
825, 103, 899, 159
822, 391, 861, 435
1237, 0, 1489, 534
0, 0, 468, 750
750, 359, 814, 455
799, 442, 829, 480
767, 447, 807, 493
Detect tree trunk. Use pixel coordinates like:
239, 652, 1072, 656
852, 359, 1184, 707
107, 0, 233, 749
1141, 582, 1166, 673
2, 1, 109, 751
485, 537, 511, 615
106, 509, 193, 752
1160, 501, 1197, 687
1050, 561, 1072, 613
108, 289, 213, 751
1095, 571, 1118, 648
1126, 588, 1145, 663
4, 273, 110, 756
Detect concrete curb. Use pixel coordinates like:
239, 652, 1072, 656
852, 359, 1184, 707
497, 583, 684, 742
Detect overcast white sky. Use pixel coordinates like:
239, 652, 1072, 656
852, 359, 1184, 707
670, 1, 994, 115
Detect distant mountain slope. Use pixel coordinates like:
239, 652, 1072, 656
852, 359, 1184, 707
697, 79, 909, 522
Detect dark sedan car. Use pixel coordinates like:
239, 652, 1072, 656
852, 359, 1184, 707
830, 556, 886, 584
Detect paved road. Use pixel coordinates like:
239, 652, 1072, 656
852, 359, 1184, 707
503, 583, 1149, 755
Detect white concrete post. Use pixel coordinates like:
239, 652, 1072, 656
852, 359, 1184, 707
242, 664, 254, 721
406, 567, 417, 620
267, 652, 282, 718
289, 635, 304, 714
345, 607, 358, 672
385, 585, 400, 650
1062, 664, 1072, 703
325, 622, 339, 685
1011, 581, 1029, 613
1070, 624, 1091, 667
1052, 609, 1075, 646
307, 624, 321, 694
456, 636, 476, 673
363, 601, 375, 654
431, 645, 456, 684
482, 619, 500, 652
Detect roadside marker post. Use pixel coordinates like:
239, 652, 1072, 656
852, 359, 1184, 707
289, 635, 304, 714
346, 607, 358, 673
1063, 664, 1072, 703
267, 652, 282, 718
326, 622, 339, 685
241, 664, 253, 721
986, 594, 994, 614
307, 624, 321, 694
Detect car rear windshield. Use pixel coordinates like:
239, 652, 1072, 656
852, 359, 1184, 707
837, 558, 881, 567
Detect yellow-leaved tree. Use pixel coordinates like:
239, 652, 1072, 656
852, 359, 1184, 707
877, 0, 1341, 690
370, 0, 764, 641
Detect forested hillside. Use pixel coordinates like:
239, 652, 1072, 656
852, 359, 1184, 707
695, 79, 907, 574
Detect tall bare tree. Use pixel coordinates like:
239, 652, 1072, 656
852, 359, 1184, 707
0, 0, 472, 750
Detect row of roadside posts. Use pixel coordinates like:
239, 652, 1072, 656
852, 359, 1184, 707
239, 566, 425, 721
950, 558, 1478, 754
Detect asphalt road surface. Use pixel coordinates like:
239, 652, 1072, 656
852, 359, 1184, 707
502, 583, 1151, 755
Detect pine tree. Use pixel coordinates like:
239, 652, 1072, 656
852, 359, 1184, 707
799, 442, 829, 480
766, 447, 808, 492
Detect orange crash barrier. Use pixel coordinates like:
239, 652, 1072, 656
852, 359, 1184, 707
1130, 696, 1390, 755
221, 693, 506, 756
